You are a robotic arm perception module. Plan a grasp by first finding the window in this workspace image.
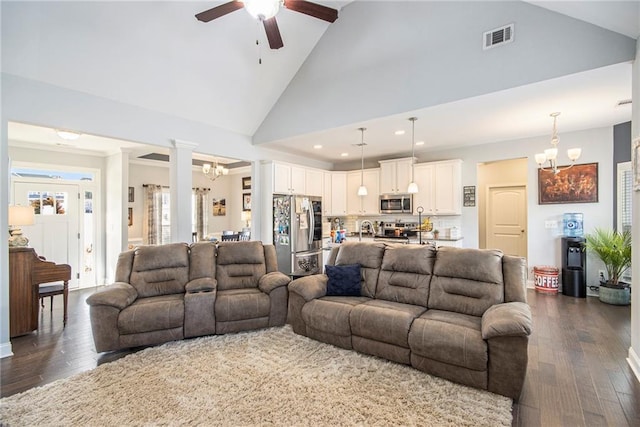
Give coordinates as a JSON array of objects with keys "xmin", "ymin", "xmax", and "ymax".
[{"xmin": 617, "ymin": 161, "xmax": 632, "ymax": 282}]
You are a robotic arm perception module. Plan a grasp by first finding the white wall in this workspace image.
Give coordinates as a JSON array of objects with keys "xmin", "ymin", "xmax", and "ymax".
[{"xmin": 419, "ymin": 126, "xmax": 613, "ymax": 288}]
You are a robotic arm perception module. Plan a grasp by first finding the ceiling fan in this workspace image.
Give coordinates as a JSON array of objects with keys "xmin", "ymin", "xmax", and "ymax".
[{"xmin": 195, "ymin": 0, "xmax": 338, "ymax": 50}]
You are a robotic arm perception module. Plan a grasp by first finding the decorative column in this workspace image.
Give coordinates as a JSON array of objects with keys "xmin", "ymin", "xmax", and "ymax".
[{"xmin": 170, "ymin": 140, "xmax": 198, "ymax": 243}]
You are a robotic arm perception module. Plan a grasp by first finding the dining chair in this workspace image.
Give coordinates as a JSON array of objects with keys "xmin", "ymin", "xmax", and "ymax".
[
  {"xmin": 221, "ymin": 233, "xmax": 240, "ymax": 242},
  {"xmin": 239, "ymin": 230, "xmax": 251, "ymax": 241}
]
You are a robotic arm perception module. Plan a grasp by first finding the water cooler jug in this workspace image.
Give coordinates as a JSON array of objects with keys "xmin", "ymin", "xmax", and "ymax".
[{"xmin": 561, "ymin": 237, "xmax": 586, "ymax": 298}]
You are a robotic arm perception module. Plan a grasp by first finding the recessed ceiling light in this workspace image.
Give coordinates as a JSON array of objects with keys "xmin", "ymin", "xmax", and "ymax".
[
  {"xmin": 55, "ymin": 129, "xmax": 82, "ymax": 140},
  {"xmin": 313, "ymin": 144, "xmax": 322, "ymax": 149},
  {"xmin": 415, "ymin": 141, "xmax": 425, "ymax": 146},
  {"xmin": 340, "ymin": 152, "xmax": 349, "ymax": 157},
  {"xmin": 394, "ymin": 130, "xmax": 405, "ymax": 136}
]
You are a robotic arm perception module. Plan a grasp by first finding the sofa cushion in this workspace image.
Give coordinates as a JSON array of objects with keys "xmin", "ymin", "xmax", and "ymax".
[
  {"xmin": 216, "ymin": 241, "xmax": 267, "ymax": 291},
  {"xmin": 408, "ymin": 310, "xmax": 487, "ymax": 371},
  {"xmin": 215, "ymin": 288, "xmax": 270, "ymax": 322},
  {"xmin": 333, "ymin": 242, "xmax": 386, "ymax": 298},
  {"xmin": 376, "ymin": 245, "xmax": 435, "ymax": 306},
  {"xmin": 129, "ymin": 243, "xmax": 190, "ymax": 298},
  {"xmin": 118, "ymin": 294, "xmax": 184, "ymax": 334},
  {"xmin": 302, "ymin": 297, "xmax": 370, "ymax": 337},
  {"xmin": 326, "ymin": 264, "xmax": 362, "ymax": 296},
  {"xmin": 189, "ymin": 241, "xmax": 216, "ymax": 280},
  {"xmin": 350, "ymin": 300, "xmax": 426, "ymax": 348},
  {"xmin": 428, "ymin": 247, "xmax": 504, "ymax": 317}
]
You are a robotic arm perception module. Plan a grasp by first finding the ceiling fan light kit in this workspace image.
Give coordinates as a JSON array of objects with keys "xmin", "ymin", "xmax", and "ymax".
[
  {"xmin": 535, "ymin": 112, "xmax": 582, "ymax": 174},
  {"xmin": 196, "ymin": 0, "xmax": 338, "ymax": 50}
]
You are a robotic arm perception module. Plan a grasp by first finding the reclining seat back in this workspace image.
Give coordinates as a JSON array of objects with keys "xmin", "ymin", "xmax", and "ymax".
[
  {"xmin": 129, "ymin": 243, "xmax": 190, "ymax": 297},
  {"xmin": 428, "ymin": 247, "xmax": 504, "ymax": 316},
  {"xmin": 215, "ymin": 241, "xmax": 271, "ymax": 334},
  {"xmin": 331, "ymin": 242, "xmax": 386, "ymax": 297},
  {"xmin": 376, "ymin": 245, "xmax": 436, "ymax": 306},
  {"xmin": 119, "ymin": 243, "xmax": 190, "ymax": 347}
]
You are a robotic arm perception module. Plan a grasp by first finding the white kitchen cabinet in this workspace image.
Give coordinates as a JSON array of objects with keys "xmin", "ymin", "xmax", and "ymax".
[
  {"xmin": 272, "ymin": 162, "xmax": 310, "ymax": 195},
  {"xmin": 413, "ymin": 159, "xmax": 462, "ymax": 215},
  {"xmin": 347, "ymin": 169, "xmax": 380, "ymax": 215},
  {"xmin": 330, "ymin": 172, "xmax": 347, "ymax": 216},
  {"xmin": 379, "ymin": 158, "xmax": 413, "ymax": 194},
  {"xmin": 322, "ymin": 172, "xmax": 333, "ymax": 215},
  {"xmin": 305, "ymin": 168, "xmax": 323, "ymax": 197}
]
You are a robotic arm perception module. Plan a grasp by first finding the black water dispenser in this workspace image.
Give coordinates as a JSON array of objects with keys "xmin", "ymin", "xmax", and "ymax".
[{"xmin": 561, "ymin": 237, "xmax": 586, "ymax": 298}]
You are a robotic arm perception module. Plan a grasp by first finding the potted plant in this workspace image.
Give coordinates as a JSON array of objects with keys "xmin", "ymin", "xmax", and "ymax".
[
  {"xmin": 584, "ymin": 227, "xmax": 632, "ymax": 305},
  {"xmin": 433, "ymin": 229, "xmax": 440, "ymax": 239}
]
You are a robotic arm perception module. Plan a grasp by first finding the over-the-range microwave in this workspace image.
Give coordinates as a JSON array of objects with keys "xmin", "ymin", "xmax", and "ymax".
[{"xmin": 379, "ymin": 194, "xmax": 413, "ymax": 214}]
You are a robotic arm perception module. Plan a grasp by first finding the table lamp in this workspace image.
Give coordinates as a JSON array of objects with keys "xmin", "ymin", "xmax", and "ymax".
[
  {"xmin": 241, "ymin": 210, "xmax": 251, "ymax": 228},
  {"xmin": 8, "ymin": 205, "xmax": 35, "ymax": 247}
]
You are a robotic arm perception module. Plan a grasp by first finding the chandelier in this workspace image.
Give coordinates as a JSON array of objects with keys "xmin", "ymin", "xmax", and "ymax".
[
  {"xmin": 202, "ymin": 160, "xmax": 229, "ymax": 181},
  {"xmin": 535, "ymin": 112, "xmax": 581, "ymax": 174}
]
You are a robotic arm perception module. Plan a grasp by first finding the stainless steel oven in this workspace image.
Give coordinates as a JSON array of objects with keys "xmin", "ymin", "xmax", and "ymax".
[{"xmin": 379, "ymin": 194, "xmax": 412, "ymax": 214}]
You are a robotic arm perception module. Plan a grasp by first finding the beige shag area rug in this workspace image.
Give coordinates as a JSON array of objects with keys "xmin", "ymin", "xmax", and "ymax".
[{"xmin": 0, "ymin": 326, "xmax": 512, "ymax": 426}]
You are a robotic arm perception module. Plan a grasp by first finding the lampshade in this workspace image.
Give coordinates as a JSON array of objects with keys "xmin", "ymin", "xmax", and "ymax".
[
  {"xmin": 244, "ymin": 0, "xmax": 281, "ymax": 20},
  {"xmin": 357, "ymin": 185, "xmax": 368, "ymax": 196},
  {"xmin": 9, "ymin": 205, "xmax": 35, "ymax": 226}
]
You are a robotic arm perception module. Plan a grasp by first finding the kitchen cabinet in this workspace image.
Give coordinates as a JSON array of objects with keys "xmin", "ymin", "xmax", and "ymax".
[
  {"xmin": 305, "ymin": 168, "xmax": 323, "ymax": 197},
  {"xmin": 413, "ymin": 159, "xmax": 462, "ymax": 215},
  {"xmin": 347, "ymin": 169, "xmax": 380, "ymax": 215},
  {"xmin": 322, "ymin": 172, "xmax": 333, "ymax": 215},
  {"xmin": 379, "ymin": 158, "xmax": 413, "ymax": 194},
  {"xmin": 273, "ymin": 162, "xmax": 306, "ymax": 194},
  {"xmin": 330, "ymin": 172, "xmax": 347, "ymax": 216}
]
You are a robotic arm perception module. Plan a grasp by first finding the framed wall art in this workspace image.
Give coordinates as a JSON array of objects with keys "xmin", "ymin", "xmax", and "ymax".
[
  {"xmin": 242, "ymin": 176, "xmax": 251, "ymax": 190},
  {"xmin": 212, "ymin": 199, "xmax": 226, "ymax": 216},
  {"xmin": 128, "ymin": 187, "xmax": 135, "ymax": 202},
  {"xmin": 243, "ymin": 194, "xmax": 252, "ymax": 211},
  {"xmin": 538, "ymin": 162, "xmax": 598, "ymax": 204},
  {"xmin": 463, "ymin": 186, "xmax": 476, "ymax": 207}
]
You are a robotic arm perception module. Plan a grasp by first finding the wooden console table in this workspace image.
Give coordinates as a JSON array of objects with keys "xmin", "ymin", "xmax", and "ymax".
[{"xmin": 9, "ymin": 247, "xmax": 71, "ymax": 337}]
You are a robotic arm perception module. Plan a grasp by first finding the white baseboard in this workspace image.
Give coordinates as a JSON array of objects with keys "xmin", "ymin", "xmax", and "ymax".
[
  {"xmin": 628, "ymin": 347, "xmax": 640, "ymax": 384},
  {"xmin": 0, "ymin": 341, "xmax": 13, "ymax": 358}
]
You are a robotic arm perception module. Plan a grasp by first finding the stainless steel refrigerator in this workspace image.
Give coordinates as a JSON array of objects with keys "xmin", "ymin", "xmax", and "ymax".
[{"xmin": 273, "ymin": 194, "xmax": 323, "ymax": 277}]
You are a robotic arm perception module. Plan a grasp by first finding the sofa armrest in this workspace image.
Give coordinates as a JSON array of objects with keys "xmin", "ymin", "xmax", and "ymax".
[
  {"xmin": 288, "ymin": 274, "xmax": 328, "ymax": 302},
  {"xmin": 481, "ymin": 302, "xmax": 532, "ymax": 340},
  {"xmin": 86, "ymin": 282, "xmax": 138, "ymax": 310},
  {"xmin": 186, "ymin": 277, "xmax": 216, "ymax": 293},
  {"xmin": 258, "ymin": 271, "xmax": 291, "ymax": 294}
]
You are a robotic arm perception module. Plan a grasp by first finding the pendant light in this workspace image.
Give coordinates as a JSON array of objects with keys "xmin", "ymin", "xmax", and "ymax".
[
  {"xmin": 357, "ymin": 127, "xmax": 368, "ymax": 196},
  {"xmin": 534, "ymin": 112, "xmax": 581, "ymax": 174},
  {"xmin": 407, "ymin": 117, "xmax": 419, "ymax": 194}
]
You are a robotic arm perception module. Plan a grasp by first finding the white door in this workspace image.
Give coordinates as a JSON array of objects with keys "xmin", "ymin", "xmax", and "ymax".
[
  {"xmin": 487, "ymin": 186, "xmax": 527, "ymax": 257},
  {"xmin": 13, "ymin": 182, "xmax": 80, "ymax": 289}
]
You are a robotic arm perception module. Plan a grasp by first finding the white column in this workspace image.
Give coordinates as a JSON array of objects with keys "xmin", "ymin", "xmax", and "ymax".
[
  {"xmin": 629, "ymin": 36, "xmax": 640, "ymax": 383},
  {"xmin": 170, "ymin": 140, "xmax": 198, "ymax": 243},
  {"xmin": 104, "ymin": 148, "xmax": 130, "ymax": 283}
]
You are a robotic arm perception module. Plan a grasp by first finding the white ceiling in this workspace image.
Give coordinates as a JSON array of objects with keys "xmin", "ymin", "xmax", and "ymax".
[{"xmin": 4, "ymin": 1, "xmax": 638, "ymax": 166}]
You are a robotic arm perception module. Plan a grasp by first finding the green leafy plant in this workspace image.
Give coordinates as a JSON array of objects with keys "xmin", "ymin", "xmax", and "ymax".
[{"xmin": 584, "ymin": 228, "xmax": 632, "ymax": 288}]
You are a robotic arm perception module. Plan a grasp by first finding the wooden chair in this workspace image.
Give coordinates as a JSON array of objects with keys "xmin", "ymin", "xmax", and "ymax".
[{"xmin": 221, "ymin": 233, "xmax": 240, "ymax": 242}]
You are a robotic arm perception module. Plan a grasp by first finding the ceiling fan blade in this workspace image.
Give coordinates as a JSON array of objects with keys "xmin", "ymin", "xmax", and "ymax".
[
  {"xmin": 195, "ymin": 1, "xmax": 244, "ymax": 22},
  {"xmin": 263, "ymin": 17, "xmax": 284, "ymax": 50},
  {"xmin": 284, "ymin": 0, "xmax": 338, "ymax": 23}
]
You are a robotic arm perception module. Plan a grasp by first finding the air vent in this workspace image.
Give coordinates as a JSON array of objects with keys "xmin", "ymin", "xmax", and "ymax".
[
  {"xmin": 483, "ymin": 24, "xmax": 514, "ymax": 50},
  {"xmin": 616, "ymin": 99, "xmax": 632, "ymax": 107}
]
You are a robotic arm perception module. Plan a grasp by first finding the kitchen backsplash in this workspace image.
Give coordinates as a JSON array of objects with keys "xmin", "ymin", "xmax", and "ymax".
[{"xmin": 323, "ymin": 215, "xmax": 463, "ymax": 238}]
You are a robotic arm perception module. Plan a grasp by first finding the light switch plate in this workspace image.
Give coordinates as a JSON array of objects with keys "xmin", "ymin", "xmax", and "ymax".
[{"xmin": 545, "ymin": 220, "xmax": 558, "ymax": 229}]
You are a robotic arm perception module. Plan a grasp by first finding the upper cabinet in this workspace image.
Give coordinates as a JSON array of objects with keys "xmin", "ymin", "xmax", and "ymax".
[
  {"xmin": 379, "ymin": 158, "xmax": 413, "ymax": 194},
  {"xmin": 330, "ymin": 172, "xmax": 347, "ymax": 216},
  {"xmin": 413, "ymin": 159, "xmax": 462, "ymax": 215},
  {"xmin": 346, "ymin": 169, "xmax": 380, "ymax": 215},
  {"xmin": 271, "ymin": 161, "xmax": 322, "ymax": 196}
]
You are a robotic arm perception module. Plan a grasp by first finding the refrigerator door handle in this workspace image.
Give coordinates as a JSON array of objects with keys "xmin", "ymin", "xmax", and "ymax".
[{"xmin": 308, "ymin": 207, "xmax": 314, "ymax": 245}]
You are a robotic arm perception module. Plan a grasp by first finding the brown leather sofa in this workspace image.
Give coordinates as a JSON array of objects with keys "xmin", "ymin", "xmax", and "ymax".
[
  {"xmin": 86, "ymin": 241, "xmax": 290, "ymax": 352},
  {"xmin": 287, "ymin": 242, "xmax": 532, "ymax": 400}
]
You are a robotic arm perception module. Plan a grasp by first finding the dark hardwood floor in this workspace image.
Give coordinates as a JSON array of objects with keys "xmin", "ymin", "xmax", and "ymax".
[{"xmin": 1, "ymin": 288, "xmax": 638, "ymax": 426}]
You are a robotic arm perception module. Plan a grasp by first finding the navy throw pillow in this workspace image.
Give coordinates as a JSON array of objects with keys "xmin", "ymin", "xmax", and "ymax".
[{"xmin": 325, "ymin": 264, "xmax": 362, "ymax": 296}]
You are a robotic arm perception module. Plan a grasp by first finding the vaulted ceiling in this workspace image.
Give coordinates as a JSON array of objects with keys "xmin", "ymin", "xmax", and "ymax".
[{"xmin": 2, "ymin": 1, "xmax": 638, "ymax": 167}]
